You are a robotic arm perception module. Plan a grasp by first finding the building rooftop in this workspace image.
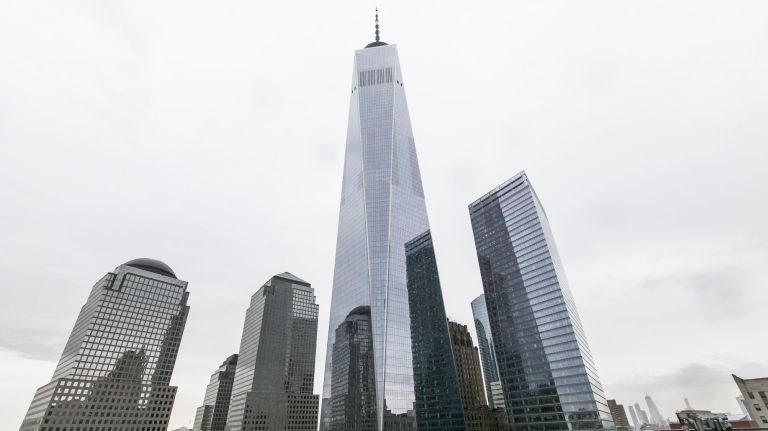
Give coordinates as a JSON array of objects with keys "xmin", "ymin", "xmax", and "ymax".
[{"xmin": 124, "ymin": 258, "xmax": 177, "ymax": 279}]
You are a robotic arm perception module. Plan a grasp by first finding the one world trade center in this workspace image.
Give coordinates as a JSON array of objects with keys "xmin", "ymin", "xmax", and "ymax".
[{"xmin": 320, "ymin": 13, "xmax": 465, "ymax": 431}]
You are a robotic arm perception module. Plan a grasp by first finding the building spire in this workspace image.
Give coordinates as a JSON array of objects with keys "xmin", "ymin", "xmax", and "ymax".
[{"xmin": 364, "ymin": 8, "xmax": 388, "ymax": 48}]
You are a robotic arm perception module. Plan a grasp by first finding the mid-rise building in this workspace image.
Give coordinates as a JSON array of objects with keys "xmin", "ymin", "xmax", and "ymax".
[
  {"xmin": 733, "ymin": 374, "xmax": 768, "ymax": 426},
  {"xmin": 608, "ymin": 399, "xmax": 632, "ymax": 431},
  {"xmin": 448, "ymin": 320, "xmax": 486, "ymax": 410},
  {"xmin": 468, "ymin": 172, "xmax": 614, "ymax": 430},
  {"xmin": 448, "ymin": 320, "xmax": 509, "ymax": 431},
  {"xmin": 471, "ymin": 294, "xmax": 503, "ymax": 410},
  {"xmin": 19, "ymin": 258, "xmax": 190, "ymax": 431},
  {"xmin": 193, "ymin": 354, "xmax": 238, "ymax": 431},
  {"xmin": 319, "ymin": 12, "xmax": 465, "ymax": 431},
  {"xmin": 225, "ymin": 273, "xmax": 319, "ymax": 431}
]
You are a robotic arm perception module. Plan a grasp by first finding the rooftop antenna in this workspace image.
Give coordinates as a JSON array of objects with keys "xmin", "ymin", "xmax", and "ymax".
[{"xmin": 375, "ymin": 8, "xmax": 380, "ymax": 42}]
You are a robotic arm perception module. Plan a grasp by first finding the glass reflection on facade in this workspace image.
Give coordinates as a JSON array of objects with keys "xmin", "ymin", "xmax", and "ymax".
[
  {"xmin": 320, "ymin": 36, "xmax": 462, "ymax": 431},
  {"xmin": 193, "ymin": 354, "xmax": 238, "ymax": 431},
  {"xmin": 405, "ymin": 232, "xmax": 466, "ymax": 430},
  {"xmin": 225, "ymin": 273, "xmax": 319, "ymax": 431},
  {"xmin": 471, "ymin": 294, "xmax": 503, "ymax": 410},
  {"xmin": 329, "ymin": 306, "xmax": 376, "ymax": 431},
  {"xmin": 19, "ymin": 258, "xmax": 190, "ymax": 431},
  {"xmin": 468, "ymin": 172, "xmax": 614, "ymax": 431}
]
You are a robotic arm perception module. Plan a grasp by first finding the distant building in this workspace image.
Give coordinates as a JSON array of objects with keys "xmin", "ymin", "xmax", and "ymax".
[
  {"xmin": 468, "ymin": 171, "xmax": 614, "ymax": 430},
  {"xmin": 470, "ymin": 294, "xmax": 503, "ymax": 410},
  {"xmin": 737, "ymin": 396, "xmax": 751, "ymax": 419},
  {"xmin": 490, "ymin": 381, "xmax": 506, "ymax": 410},
  {"xmin": 629, "ymin": 405, "xmax": 643, "ymax": 431},
  {"xmin": 637, "ymin": 403, "xmax": 652, "ymax": 426},
  {"xmin": 193, "ymin": 354, "xmax": 238, "ymax": 431},
  {"xmin": 448, "ymin": 320, "xmax": 486, "ymax": 410},
  {"xmin": 734, "ymin": 374, "xmax": 768, "ymax": 426},
  {"xmin": 19, "ymin": 258, "xmax": 190, "ymax": 431},
  {"xmin": 647, "ymin": 394, "xmax": 671, "ymax": 429},
  {"xmin": 608, "ymin": 400, "xmax": 632, "ymax": 430},
  {"xmin": 225, "ymin": 273, "xmax": 319, "ymax": 431},
  {"xmin": 447, "ymin": 320, "xmax": 509, "ymax": 431}
]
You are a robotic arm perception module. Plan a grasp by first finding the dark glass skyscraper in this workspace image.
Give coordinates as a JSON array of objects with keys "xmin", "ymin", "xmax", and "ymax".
[
  {"xmin": 468, "ymin": 172, "xmax": 613, "ymax": 430},
  {"xmin": 19, "ymin": 258, "xmax": 190, "ymax": 431},
  {"xmin": 193, "ymin": 354, "xmax": 238, "ymax": 431},
  {"xmin": 225, "ymin": 273, "xmax": 319, "ymax": 431},
  {"xmin": 320, "ymin": 17, "xmax": 464, "ymax": 431}
]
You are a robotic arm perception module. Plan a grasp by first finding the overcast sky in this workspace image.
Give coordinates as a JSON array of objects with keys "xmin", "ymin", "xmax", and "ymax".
[{"xmin": 1, "ymin": 1, "xmax": 767, "ymax": 429}]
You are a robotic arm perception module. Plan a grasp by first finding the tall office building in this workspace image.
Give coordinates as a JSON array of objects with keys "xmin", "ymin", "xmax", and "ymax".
[
  {"xmin": 225, "ymin": 273, "xmax": 319, "ymax": 431},
  {"xmin": 471, "ymin": 294, "xmax": 503, "ymax": 409},
  {"xmin": 608, "ymin": 400, "xmax": 631, "ymax": 431},
  {"xmin": 19, "ymin": 258, "xmax": 190, "ymax": 431},
  {"xmin": 733, "ymin": 374, "xmax": 768, "ymax": 426},
  {"xmin": 320, "ymin": 13, "xmax": 465, "ymax": 431},
  {"xmin": 628, "ymin": 405, "xmax": 642, "ymax": 431},
  {"xmin": 736, "ymin": 396, "xmax": 751, "ymax": 419},
  {"xmin": 448, "ymin": 320, "xmax": 509, "ymax": 431},
  {"xmin": 468, "ymin": 172, "xmax": 613, "ymax": 430},
  {"xmin": 193, "ymin": 354, "xmax": 238, "ymax": 431},
  {"xmin": 635, "ymin": 403, "xmax": 650, "ymax": 425},
  {"xmin": 645, "ymin": 394, "xmax": 669, "ymax": 429}
]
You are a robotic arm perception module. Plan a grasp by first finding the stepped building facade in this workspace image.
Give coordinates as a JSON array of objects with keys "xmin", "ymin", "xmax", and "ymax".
[
  {"xmin": 193, "ymin": 354, "xmax": 238, "ymax": 431},
  {"xmin": 225, "ymin": 273, "xmax": 319, "ymax": 431}
]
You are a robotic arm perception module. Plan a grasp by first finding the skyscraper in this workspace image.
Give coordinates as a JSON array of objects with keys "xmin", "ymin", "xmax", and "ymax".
[
  {"xmin": 471, "ymin": 294, "xmax": 503, "ymax": 409},
  {"xmin": 225, "ymin": 273, "xmax": 319, "ymax": 431},
  {"xmin": 645, "ymin": 394, "xmax": 669, "ymax": 429},
  {"xmin": 19, "ymin": 258, "xmax": 190, "ymax": 431},
  {"xmin": 468, "ymin": 172, "xmax": 613, "ymax": 430},
  {"xmin": 193, "ymin": 354, "xmax": 238, "ymax": 431},
  {"xmin": 635, "ymin": 403, "xmax": 650, "ymax": 426},
  {"xmin": 320, "ymin": 13, "xmax": 464, "ymax": 431},
  {"xmin": 628, "ymin": 405, "xmax": 642, "ymax": 431},
  {"xmin": 607, "ymin": 400, "xmax": 631, "ymax": 431}
]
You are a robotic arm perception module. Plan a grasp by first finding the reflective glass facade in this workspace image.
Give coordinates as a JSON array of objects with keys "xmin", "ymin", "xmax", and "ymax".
[
  {"xmin": 193, "ymin": 354, "xmax": 238, "ymax": 431},
  {"xmin": 468, "ymin": 172, "xmax": 613, "ymax": 431},
  {"xmin": 320, "ymin": 42, "xmax": 462, "ymax": 431},
  {"xmin": 471, "ymin": 294, "xmax": 503, "ymax": 409},
  {"xmin": 19, "ymin": 259, "xmax": 190, "ymax": 431},
  {"xmin": 225, "ymin": 273, "xmax": 319, "ymax": 431}
]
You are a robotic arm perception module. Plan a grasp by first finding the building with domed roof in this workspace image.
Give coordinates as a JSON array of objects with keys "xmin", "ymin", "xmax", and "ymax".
[{"xmin": 19, "ymin": 259, "xmax": 190, "ymax": 431}]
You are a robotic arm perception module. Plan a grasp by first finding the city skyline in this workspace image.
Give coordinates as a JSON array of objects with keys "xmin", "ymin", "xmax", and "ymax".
[{"xmin": 2, "ymin": 2, "xmax": 768, "ymax": 430}]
